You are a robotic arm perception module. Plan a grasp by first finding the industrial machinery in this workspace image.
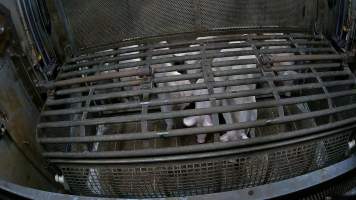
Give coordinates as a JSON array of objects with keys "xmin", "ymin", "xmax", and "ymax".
[{"xmin": 0, "ymin": 0, "xmax": 356, "ymax": 199}]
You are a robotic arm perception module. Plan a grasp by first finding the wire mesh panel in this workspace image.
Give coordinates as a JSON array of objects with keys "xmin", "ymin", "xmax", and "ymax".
[
  {"xmin": 57, "ymin": 0, "xmax": 317, "ymax": 52},
  {"xmin": 37, "ymin": 29, "xmax": 356, "ymax": 197},
  {"xmin": 58, "ymin": 132, "xmax": 351, "ymax": 198},
  {"xmin": 200, "ymin": 0, "xmax": 314, "ymax": 29}
]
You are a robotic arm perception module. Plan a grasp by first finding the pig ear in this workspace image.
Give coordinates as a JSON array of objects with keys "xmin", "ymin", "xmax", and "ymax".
[{"xmin": 183, "ymin": 116, "xmax": 197, "ymax": 127}]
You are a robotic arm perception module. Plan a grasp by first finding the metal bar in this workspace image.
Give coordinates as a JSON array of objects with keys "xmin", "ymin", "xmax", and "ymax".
[
  {"xmin": 261, "ymin": 47, "xmax": 333, "ymax": 55},
  {"xmin": 269, "ymin": 63, "xmax": 341, "ymax": 72},
  {"xmin": 311, "ymin": 67, "xmax": 334, "ymax": 107},
  {"xmin": 42, "ymin": 111, "xmax": 356, "ymax": 159},
  {"xmin": 270, "ymin": 54, "xmax": 346, "ymax": 63},
  {"xmin": 44, "ymin": 67, "xmax": 149, "ymax": 88},
  {"xmin": 77, "ymin": 27, "xmax": 309, "ymax": 54},
  {"xmin": 249, "ymin": 36, "xmax": 285, "ymax": 117},
  {"xmin": 59, "ymin": 47, "xmax": 333, "ymax": 81},
  {"xmin": 40, "ymin": 79, "xmax": 355, "ymax": 117},
  {"xmin": 263, "ymin": 70, "xmax": 285, "ymax": 117},
  {"xmin": 54, "ymin": 63, "xmax": 340, "ymax": 96},
  {"xmin": 69, "ymin": 33, "xmax": 314, "ymax": 63},
  {"xmin": 61, "ymin": 40, "xmax": 329, "ymax": 72},
  {"xmin": 201, "ymin": 43, "xmax": 220, "ymax": 141},
  {"xmin": 45, "ymin": 70, "xmax": 350, "ymax": 106},
  {"xmin": 38, "ymin": 89, "xmax": 356, "ymax": 128},
  {"xmin": 62, "ymin": 42, "xmax": 251, "ymax": 71},
  {"xmin": 154, "ymin": 64, "xmax": 261, "ymax": 83},
  {"xmin": 55, "ymin": 59, "xmax": 258, "ymax": 95},
  {"xmin": 140, "ymin": 46, "xmax": 153, "ymax": 133},
  {"xmin": 59, "ymin": 51, "xmax": 339, "ymax": 92},
  {"xmin": 54, "ymin": 79, "xmax": 142, "ymax": 96},
  {"xmin": 79, "ymin": 88, "xmax": 94, "ymax": 137}
]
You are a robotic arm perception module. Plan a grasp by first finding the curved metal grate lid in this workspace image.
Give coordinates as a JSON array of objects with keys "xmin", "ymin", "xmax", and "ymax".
[
  {"xmin": 36, "ymin": 29, "xmax": 356, "ymax": 197},
  {"xmin": 56, "ymin": 0, "xmax": 317, "ymax": 52}
]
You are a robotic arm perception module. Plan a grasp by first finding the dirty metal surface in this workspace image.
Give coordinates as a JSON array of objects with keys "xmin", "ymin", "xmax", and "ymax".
[{"xmin": 0, "ymin": 55, "xmax": 54, "ymax": 185}]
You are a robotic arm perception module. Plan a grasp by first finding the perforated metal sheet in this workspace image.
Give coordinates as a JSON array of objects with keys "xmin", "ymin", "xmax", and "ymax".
[{"xmin": 57, "ymin": 0, "xmax": 317, "ymax": 52}]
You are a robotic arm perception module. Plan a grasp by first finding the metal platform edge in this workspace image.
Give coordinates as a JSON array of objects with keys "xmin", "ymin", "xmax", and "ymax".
[{"xmin": 0, "ymin": 154, "xmax": 355, "ymax": 200}]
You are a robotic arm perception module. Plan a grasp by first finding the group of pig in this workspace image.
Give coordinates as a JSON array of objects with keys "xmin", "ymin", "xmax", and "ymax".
[
  {"xmin": 100, "ymin": 36, "xmax": 296, "ymax": 144},
  {"xmin": 152, "ymin": 39, "xmax": 258, "ymax": 144}
]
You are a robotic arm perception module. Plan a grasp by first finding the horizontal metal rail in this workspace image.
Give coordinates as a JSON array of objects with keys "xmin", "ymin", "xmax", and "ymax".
[
  {"xmin": 42, "ymin": 114, "xmax": 356, "ymax": 159},
  {"xmin": 60, "ymin": 40, "xmax": 329, "ymax": 73},
  {"xmin": 38, "ymin": 89, "xmax": 356, "ymax": 128},
  {"xmin": 39, "ymin": 98, "xmax": 356, "ymax": 145},
  {"xmin": 48, "ymin": 68, "xmax": 149, "ymax": 88},
  {"xmin": 52, "ymin": 63, "xmax": 341, "ymax": 96},
  {"xmin": 47, "ymin": 123, "xmax": 355, "ymax": 164},
  {"xmin": 40, "ymin": 79, "xmax": 355, "ymax": 117},
  {"xmin": 45, "ymin": 70, "xmax": 350, "ymax": 106},
  {"xmin": 68, "ymin": 33, "xmax": 314, "ymax": 63},
  {"xmin": 58, "ymin": 47, "xmax": 334, "ymax": 80}
]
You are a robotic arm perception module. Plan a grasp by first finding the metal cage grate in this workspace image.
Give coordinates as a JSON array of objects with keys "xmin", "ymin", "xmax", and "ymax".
[{"xmin": 37, "ymin": 29, "xmax": 356, "ymax": 197}]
